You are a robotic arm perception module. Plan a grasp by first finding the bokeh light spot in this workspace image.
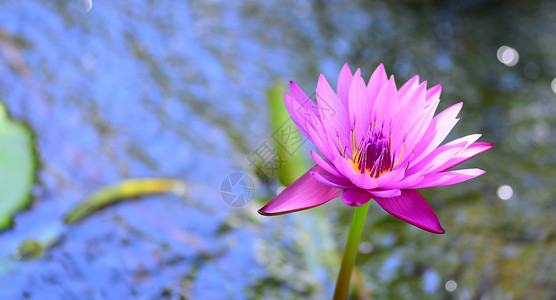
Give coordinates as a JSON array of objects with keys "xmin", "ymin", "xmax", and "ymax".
[
  {"xmin": 358, "ymin": 242, "xmax": 373, "ymax": 254},
  {"xmin": 497, "ymin": 185, "xmax": 513, "ymax": 200},
  {"xmin": 445, "ymin": 280, "xmax": 457, "ymax": 292},
  {"xmin": 497, "ymin": 46, "xmax": 519, "ymax": 66}
]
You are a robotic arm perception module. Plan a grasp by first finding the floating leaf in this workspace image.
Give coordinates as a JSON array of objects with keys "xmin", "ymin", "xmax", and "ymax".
[
  {"xmin": 0, "ymin": 103, "xmax": 36, "ymax": 231},
  {"xmin": 63, "ymin": 178, "xmax": 187, "ymax": 224},
  {"xmin": 15, "ymin": 239, "xmax": 43, "ymax": 260}
]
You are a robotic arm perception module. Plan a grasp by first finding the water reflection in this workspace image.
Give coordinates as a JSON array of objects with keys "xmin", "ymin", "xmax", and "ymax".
[{"xmin": 0, "ymin": 0, "xmax": 555, "ymax": 299}]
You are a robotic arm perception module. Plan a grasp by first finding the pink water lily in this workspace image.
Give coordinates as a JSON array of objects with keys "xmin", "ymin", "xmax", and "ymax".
[{"xmin": 259, "ymin": 63, "xmax": 492, "ymax": 234}]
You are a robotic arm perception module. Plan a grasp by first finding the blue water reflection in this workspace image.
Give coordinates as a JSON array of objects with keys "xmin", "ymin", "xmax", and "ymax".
[{"xmin": 1, "ymin": 0, "xmax": 555, "ymax": 299}]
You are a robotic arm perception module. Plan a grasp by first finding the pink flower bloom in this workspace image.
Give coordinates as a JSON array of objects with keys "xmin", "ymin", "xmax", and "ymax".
[{"xmin": 259, "ymin": 64, "xmax": 492, "ymax": 234}]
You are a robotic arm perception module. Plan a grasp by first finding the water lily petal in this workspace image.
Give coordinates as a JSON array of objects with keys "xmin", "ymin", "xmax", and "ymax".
[
  {"xmin": 374, "ymin": 189, "xmax": 445, "ymax": 234},
  {"xmin": 349, "ymin": 68, "xmax": 373, "ymax": 140},
  {"xmin": 411, "ymin": 117, "xmax": 459, "ymax": 165},
  {"xmin": 390, "ymin": 77, "xmax": 425, "ymax": 150},
  {"xmin": 333, "ymin": 156, "xmax": 360, "ymax": 179},
  {"xmin": 395, "ymin": 82, "xmax": 429, "ymax": 162},
  {"xmin": 372, "ymin": 75, "xmax": 398, "ymax": 130},
  {"xmin": 398, "ymin": 75, "xmax": 420, "ymax": 102},
  {"xmin": 290, "ymin": 81, "xmax": 320, "ymax": 117},
  {"xmin": 332, "ymin": 157, "xmax": 378, "ymax": 189},
  {"xmin": 317, "ymin": 74, "xmax": 350, "ymax": 141},
  {"xmin": 408, "ymin": 134, "xmax": 482, "ymax": 175},
  {"xmin": 259, "ymin": 165, "xmax": 341, "ymax": 215},
  {"xmin": 337, "ymin": 63, "xmax": 353, "ymax": 109},
  {"xmin": 369, "ymin": 189, "xmax": 401, "ymax": 198},
  {"xmin": 350, "ymin": 173, "xmax": 378, "ymax": 189},
  {"xmin": 311, "ymin": 171, "xmax": 354, "ymax": 189},
  {"xmin": 310, "ymin": 150, "xmax": 344, "ymax": 178},
  {"xmin": 380, "ymin": 173, "xmax": 425, "ymax": 190},
  {"xmin": 342, "ymin": 188, "xmax": 371, "ymax": 206},
  {"xmin": 401, "ymin": 88, "xmax": 440, "ymax": 159},
  {"xmin": 375, "ymin": 168, "xmax": 405, "ymax": 187},
  {"xmin": 367, "ymin": 63, "xmax": 388, "ymax": 104},
  {"xmin": 304, "ymin": 120, "xmax": 336, "ymax": 162},
  {"xmin": 284, "ymin": 93, "xmax": 313, "ymax": 140},
  {"xmin": 434, "ymin": 142, "xmax": 493, "ymax": 172},
  {"xmin": 411, "ymin": 102, "xmax": 463, "ymax": 164},
  {"xmin": 411, "ymin": 168, "xmax": 486, "ymax": 188},
  {"xmin": 426, "ymin": 85, "xmax": 442, "ymax": 104}
]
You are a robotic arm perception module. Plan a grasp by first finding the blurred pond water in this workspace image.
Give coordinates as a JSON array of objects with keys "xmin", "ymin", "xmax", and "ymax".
[{"xmin": 0, "ymin": 0, "xmax": 555, "ymax": 299}]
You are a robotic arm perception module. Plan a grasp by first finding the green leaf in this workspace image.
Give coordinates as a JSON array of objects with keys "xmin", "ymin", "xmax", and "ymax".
[
  {"xmin": 0, "ymin": 103, "xmax": 36, "ymax": 231},
  {"xmin": 267, "ymin": 82, "xmax": 307, "ymax": 186},
  {"xmin": 63, "ymin": 178, "xmax": 187, "ymax": 224}
]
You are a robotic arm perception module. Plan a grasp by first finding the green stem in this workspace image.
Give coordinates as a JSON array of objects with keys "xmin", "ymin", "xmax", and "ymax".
[{"xmin": 333, "ymin": 200, "xmax": 371, "ymax": 300}]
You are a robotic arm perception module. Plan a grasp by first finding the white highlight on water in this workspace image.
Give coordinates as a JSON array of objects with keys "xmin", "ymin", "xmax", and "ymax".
[
  {"xmin": 497, "ymin": 185, "xmax": 513, "ymax": 200},
  {"xmin": 84, "ymin": 0, "xmax": 92, "ymax": 12},
  {"xmin": 445, "ymin": 280, "xmax": 457, "ymax": 292},
  {"xmin": 497, "ymin": 46, "xmax": 519, "ymax": 67}
]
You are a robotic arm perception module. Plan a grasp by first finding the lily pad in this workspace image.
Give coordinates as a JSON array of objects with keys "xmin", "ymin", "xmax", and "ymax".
[{"xmin": 0, "ymin": 103, "xmax": 36, "ymax": 231}]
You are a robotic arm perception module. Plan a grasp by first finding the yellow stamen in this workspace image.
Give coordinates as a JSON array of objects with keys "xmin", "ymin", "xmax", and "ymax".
[{"xmin": 394, "ymin": 140, "xmax": 405, "ymax": 167}]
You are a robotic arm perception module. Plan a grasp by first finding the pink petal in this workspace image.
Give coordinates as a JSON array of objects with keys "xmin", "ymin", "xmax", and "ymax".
[
  {"xmin": 434, "ymin": 142, "xmax": 493, "ymax": 172},
  {"xmin": 374, "ymin": 189, "xmax": 445, "ymax": 234},
  {"xmin": 398, "ymin": 75, "xmax": 420, "ymax": 101},
  {"xmin": 411, "ymin": 168, "xmax": 486, "ymax": 189},
  {"xmin": 369, "ymin": 189, "xmax": 401, "ymax": 198},
  {"xmin": 288, "ymin": 82, "xmax": 324, "ymax": 132},
  {"xmin": 337, "ymin": 63, "xmax": 353, "ymax": 109},
  {"xmin": 371, "ymin": 75, "xmax": 398, "ymax": 129},
  {"xmin": 290, "ymin": 81, "xmax": 319, "ymax": 117},
  {"xmin": 367, "ymin": 64, "xmax": 388, "ymax": 104},
  {"xmin": 349, "ymin": 68, "xmax": 373, "ymax": 140},
  {"xmin": 380, "ymin": 173, "xmax": 425, "ymax": 190},
  {"xmin": 333, "ymin": 156, "xmax": 360, "ymax": 179},
  {"xmin": 410, "ymin": 102, "xmax": 463, "ymax": 164},
  {"xmin": 398, "ymin": 79, "xmax": 426, "ymax": 111},
  {"xmin": 304, "ymin": 120, "xmax": 336, "ymax": 162},
  {"xmin": 393, "ymin": 82, "xmax": 429, "ymax": 162},
  {"xmin": 411, "ymin": 118, "xmax": 459, "ymax": 165},
  {"xmin": 408, "ymin": 134, "xmax": 482, "ymax": 175},
  {"xmin": 259, "ymin": 165, "xmax": 341, "ymax": 215},
  {"xmin": 375, "ymin": 168, "xmax": 406, "ymax": 187},
  {"xmin": 333, "ymin": 157, "xmax": 378, "ymax": 189},
  {"xmin": 400, "ymin": 90, "xmax": 441, "ymax": 159},
  {"xmin": 310, "ymin": 150, "xmax": 344, "ymax": 178},
  {"xmin": 441, "ymin": 133, "xmax": 483, "ymax": 148},
  {"xmin": 311, "ymin": 171, "xmax": 354, "ymax": 189},
  {"xmin": 284, "ymin": 94, "xmax": 312, "ymax": 140},
  {"xmin": 342, "ymin": 188, "xmax": 371, "ymax": 207},
  {"xmin": 426, "ymin": 85, "xmax": 442, "ymax": 104},
  {"xmin": 350, "ymin": 173, "xmax": 378, "ymax": 189},
  {"xmin": 317, "ymin": 74, "xmax": 350, "ymax": 142},
  {"xmin": 391, "ymin": 78, "xmax": 430, "ymax": 151}
]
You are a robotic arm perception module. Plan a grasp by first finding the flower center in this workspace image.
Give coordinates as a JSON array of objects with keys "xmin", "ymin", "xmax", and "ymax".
[{"xmin": 342, "ymin": 128, "xmax": 394, "ymax": 178}]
